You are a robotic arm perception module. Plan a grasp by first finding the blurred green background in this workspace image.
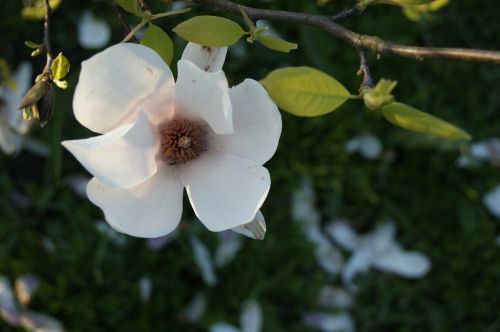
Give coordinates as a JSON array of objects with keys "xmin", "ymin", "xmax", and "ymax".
[{"xmin": 1, "ymin": 0, "xmax": 500, "ymax": 331}]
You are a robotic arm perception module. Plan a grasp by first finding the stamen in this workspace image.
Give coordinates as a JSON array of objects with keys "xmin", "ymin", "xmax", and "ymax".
[{"xmin": 160, "ymin": 119, "xmax": 207, "ymax": 164}]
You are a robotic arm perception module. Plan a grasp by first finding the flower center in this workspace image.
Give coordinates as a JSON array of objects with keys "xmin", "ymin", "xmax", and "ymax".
[{"xmin": 160, "ymin": 119, "xmax": 207, "ymax": 164}]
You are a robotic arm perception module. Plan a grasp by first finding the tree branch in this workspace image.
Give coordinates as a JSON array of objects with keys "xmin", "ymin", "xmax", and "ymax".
[
  {"xmin": 110, "ymin": 0, "xmax": 139, "ymax": 43},
  {"xmin": 193, "ymin": 0, "xmax": 500, "ymax": 64},
  {"xmin": 357, "ymin": 48, "xmax": 374, "ymax": 90},
  {"xmin": 42, "ymin": 0, "xmax": 53, "ymax": 75}
]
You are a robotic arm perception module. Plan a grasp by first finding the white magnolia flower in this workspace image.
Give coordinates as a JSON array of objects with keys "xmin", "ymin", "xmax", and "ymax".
[
  {"xmin": 0, "ymin": 274, "xmax": 64, "ymax": 332},
  {"xmin": 181, "ymin": 292, "xmax": 206, "ymax": 323},
  {"xmin": 0, "ymin": 62, "xmax": 33, "ymax": 154},
  {"xmin": 483, "ymin": 184, "xmax": 500, "ymax": 219},
  {"xmin": 325, "ymin": 220, "xmax": 431, "ymax": 290},
  {"xmin": 77, "ymin": 10, "xmax": 111, "ymax": 49},
  {"xmin": 62, "ymin": 43, "xmax": 281, "ymax": 238},
  {"xmin": 292, "ymin": 179, "xmax": 344, "ymax": 275},
  {"xmin": 210, "ymin": 299, "xmax": 262, "ymax": 332},
  {"xmin": 303, "ymin": 312, "xmax": 355, "ymax": 332},
  {"xmin": 317, "ymin": 286, "xmax": 353, "ymax": 309},
  {"xmin": 190, "ymin": 235, "xmax": 218, "ymax": 287},
  {"xmin": 345, "ymin": 133, "xmax": 382, "ymax": 160}
]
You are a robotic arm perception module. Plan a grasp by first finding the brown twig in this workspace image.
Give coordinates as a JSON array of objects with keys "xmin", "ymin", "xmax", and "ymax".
[
  {"xmin": 193, "ymin": 0, "xmax": 500, "ymax": 64},
  {"xmin": 357, "ymin": 48, "xmax": 374, "ymax": 90},
  {"xmin": 42, "ymin": 0, "xmax": 53, "ymax": 75},
  {"xmin": 110, "ymin": 0, "xmax": 139, "ymax": 43},
  {"xmin": 331, "ymin": 3, "xmax": 364, "ymax": 22}
]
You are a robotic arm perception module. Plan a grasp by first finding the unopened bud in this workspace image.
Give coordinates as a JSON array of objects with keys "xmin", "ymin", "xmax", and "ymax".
[{"xmin": 18, "ymin": 79, "xmax": 54, "ymax": 127}]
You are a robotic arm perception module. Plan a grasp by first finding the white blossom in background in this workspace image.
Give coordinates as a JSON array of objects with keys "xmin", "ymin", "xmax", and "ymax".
[
  {"xmin": 456, "ymin": 138, "xmax": 500, "ymax": 168},
  {"xmin": 181, "ymin": 292, "xmax": 206, "ymax": 323},
  {"xmin": 325, "ymin": 220, "xmax": 431, "ymax": 290},
  {"xmin": 66, "ymin": 175, "xmax": 91, "ymax": 198},
  {"xmin": 62, "ymin": 42, "xmax": 281, "ymax": 238},
  {"xmin": 138, "ymin": 276, "xmax": 153, "ymax": 303},
  {"xmin": 0, "ymin": 274, "xmax": 64, "ymax": 332},
  {"xmin": 292, "ymin": 179, "xmax": 344, "ymax": 275},
  {"xmin": 77, "ymin": 10, "xmax": 111, "ymax": 49},
  {"xmin": 210, "ymin": 299, "xmax": 262, "ymax": 332},
  {"xmin": 483, "ymin": 184, "xmax": 500, "ymax": 219},
  {"xmin": 303, "ymin": 312, "xmax": 355, "ymax": 332},
  {"xmin": 190, "ymin": 236, "xmax": 218, "ymax": 287},
  {"xmin": 345, "ymin": 133, "xmax": 382, "ymax": 160},
  {"xmin": 0, "ymin": 62, "xmax": 33, "ymax": 155}
]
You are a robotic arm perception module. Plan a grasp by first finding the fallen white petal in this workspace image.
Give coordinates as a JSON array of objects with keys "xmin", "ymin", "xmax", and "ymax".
[
  {"xmin": 342, "ymin": 245, "xmax": 373, "ymax": 290},
  {"xmin": 190, "ymin": 236, "xmax": 217, "ymax": 287},
  {"xmin": 240, "ymin": 299, "xmax": 263, "ymax": 332},
  {"xmin": 138, "ymin": 276, "xmax": 153, "ymax": 303},
  {"xmin": 215, "ymin": 231, "xmax": 243, "ymax": 267},
  {"xmin": 181, "ymin": 152, "xmax": 270, "ymax": 232},
  {"xmin": 62, "ymin": 112, "xmax": 159, "ymax": 189},
  {"xmin": 86, "ymin": 164, "xmax": 183, "ymax": 238},
  {"xmin": 78, "ymin": 10, "xmax": 111, "ymax": 49},
  {"xmin": 212, "ymin": 79, "xmax": 282, "ymax": 164},
  {"xmin": 15, "ymin": 274, "xmax": 40, "ymax": 307},
  {"xmin": 19, "ymin": 311, "xmax": 64, "ymax": 332},
  {"xmin": 303, "ymin": 312, "xmax": 355, "ymax": 332},
  {"xmin": 324, "ymin": 220, "xmax": 360, "ymax": 252},
  {"xmin": 181, "ymin": 292, "xmax": 206, "ymax": 323},
  {"xmin": 373, "ymin": 244, "xmax": 431, "ymax": 278},
  {"xmin": 483, "ymin": 184, "xmax": 500, "ymax": 219},
  {"xmin": 73, "ymin": 43, "xmax": 174, "ymax": 133},
  {"xmin": 210, "ymin": 322, "xmax": 240, "ymax": 332},
  {"xmin": 175, "ymin": 60, "xmax": 233, "ymax": 134},
  {"xmin": 231, "ymin": 211, "xmax": 266, "ymax": 240},
  {"xmin": 181, "ymin": 42, "xmax": 227, "ymax": 72}
]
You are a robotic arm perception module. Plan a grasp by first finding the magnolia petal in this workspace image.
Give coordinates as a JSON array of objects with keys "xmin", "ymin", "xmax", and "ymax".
[
  {"xmin": 181, "ymin": 292, "xmax": 206, "ymax": 323},
  {"xmin": 6, "ymin": 62, "xmax": 32, "ymax": 132},
  {"xmin": 231, "ymin": 210, "xmax": 266, "ymax": 240},
  {"xmin": 181, "ymin": 42, "xmax": 227, "ymax": 72},
  {"xmin": 175, "ymin": 60, "xmax": 233, "ymax": 134},
  {"xmin": 0, "ymin": 275, "xmax": 19, "ymax": 325},
  {"xmin": 371, "ymin": 221, "xmax": 396, "ymax": 253},
  {"xmin": 483, "ymin": 184, "xmax": 500, "ymax": 219},
  {"xmin": 0, "ymin": 123, "xmax": 23, "ymax": 155},
  {"xmin": 181, "ymin": 152, "xmax": 270, "ymax": 232},
  {"xmin": 342, "ymin": 245, "xmax": 373, "ymax": 289},
  {"xmin": 373, "ymin": 244, "xmax": 431, "ymax": 278},
  {"xmin": 62, "ymin": 112, "xmax": 158, "ymax": 189},
  {"xmin": 315, "ymin": 241, "xmax": 344, "ymax": 276},
  {"xmin": 73, "ymin": 43, "xmax": 174, "ymax": 133},
  {"xmin": 303, "ymin": 312, "xmax": 355, "ymax": 332},
  {"xmin": 240, "ymin": 300, "xmax": 262, "ymax": 332},
  {"xmin": 86, "ymin": 164, "xmax": 183, "ymax": 238},
  {"xmin": 190, "ymin": 236, "xmax": 217, "ymax": 287},
  {"xmin": 210, "ymin": 323, "xmax": 240, "ymax": 332},
  {"xmin": 215, "ymin": 231, "xmax": 243, "ymax": 267},
  {"xmin": 325, "ymin": 220, "xmax": 360, "ymax": 251},
  {"xmin": 15, "ymin": 274, "xmax": 40, "ymax": 307},
  {"xmin": 19, "ymin": 311, "xmax": 64, "ymax": 332},
  {"xmin": 212, "ymin": 79, "xmax": 282, "ymax": 164}
]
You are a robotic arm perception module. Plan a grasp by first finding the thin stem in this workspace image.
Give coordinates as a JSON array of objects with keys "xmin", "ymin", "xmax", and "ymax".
[
  {"xmin": 151, "ymin": 8, "xmax": 191, "ymax": 19},
  {"xmin": 42, "ymin": 0, "xmax": 53, "ymax": 76},
  {"xmin": 193, "ymin": 0, "xmax": 500, "ymax": 64},
  {"xmin": 110, "ymin": 0, "xmax": 139, "ymax": 43},
  {"xmin": 331, "ymin": 4, "xmax": 363, "ymax": 22},
  {"xmin": 357, "ymin": 48, "xmax": 374, "ymax": 90},
  {"xmin": 121, "ymin": 18, "xmax": 148, "ymax": 43}
]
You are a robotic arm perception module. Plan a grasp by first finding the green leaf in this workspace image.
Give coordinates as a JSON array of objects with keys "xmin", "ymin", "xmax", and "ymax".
[
  {"xmin": 260, "ymin": 67, "xmax": 352, "ymax": 117},
  {"xmin": 53, "ymin": 79, "xmax": 68, "ymax": 89},
  {"xmin": 380, "ymin": 102, "xmax": 471, "ymax": 140},
  {"xmin": 115, "ymin": 0, "xmax": 142, "ymax": 15},
  {"xmin": 173, "ymin": 15, "xmax": 246, "ymax": 47},
  {"xmin": 140, "ymin": 24, "xmax": 174, "ymax": 65},
  {"xmin": 51, "ymin": 53, "xmax": 70, "ymax": 81},
  {"xmin": 257, "ymin": 35, "xmax": 298, "ymax": 53},
  {"xmin": 363, "ymin": 78, "xmax": 397, "ymax": 110},
  {"xmin": 25, "ymin": 41, "xmax": 42, "ymax": 49},
  {"xmin": 21, "ymin": 0, "xmax": 61, "ymax": 20}
]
